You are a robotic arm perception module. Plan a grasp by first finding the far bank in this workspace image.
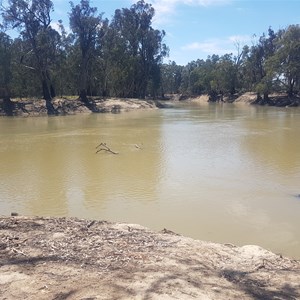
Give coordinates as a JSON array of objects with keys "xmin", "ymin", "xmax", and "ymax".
[
  {"xmin": 0, "ymin": 97, "xmax": 160, "ymax": 117},
  {"xmin": 1, "ymin": 93, "xmax": 300, "ymax": 117}
]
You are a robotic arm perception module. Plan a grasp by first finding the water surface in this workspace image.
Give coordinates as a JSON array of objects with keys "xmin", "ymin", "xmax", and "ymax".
[{"xmin": 1, "ymin": 103, "xmax": 300, "ymax": 258}]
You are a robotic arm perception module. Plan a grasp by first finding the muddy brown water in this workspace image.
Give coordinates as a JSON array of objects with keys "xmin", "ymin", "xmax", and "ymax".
[{"xmin": 1, "ymin": 103, "xmax": 300, "ymax": 258}]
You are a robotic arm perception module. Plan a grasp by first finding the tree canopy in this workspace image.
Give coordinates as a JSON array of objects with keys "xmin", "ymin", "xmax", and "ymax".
[
  {"xmin": 0, "ymin": 0, "xmax": 168, "ymax": 113},
  {"xmin": 0, "ymin": 0, "xmax": 300, "ymax": 112},
  {"xmin": 69, "ymin": 0, "xmax": 106, "ymax": 107},
  {"xmin": 162, "ymin": 25, "xmax": 300, "ymax": 102}
]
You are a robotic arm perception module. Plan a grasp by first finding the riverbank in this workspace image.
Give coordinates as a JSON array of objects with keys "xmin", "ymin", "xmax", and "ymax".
[
  {"xmin": 188, "ymin": 92, "xmax": 300, "ymax": 107},
  {"xmin": 0, "ymin": 97, "xmax": 158, "ymax": 117},
  {"xmin": 1, "ymin": 93, "xmax": 299, "ymax": 117},
  {"xmin": 0, "ymin": 216, "xmax": 299, "ymax": 299}
]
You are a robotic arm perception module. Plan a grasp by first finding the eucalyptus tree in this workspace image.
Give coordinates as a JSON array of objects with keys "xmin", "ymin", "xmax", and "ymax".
[
  {"xmin": 109, "ymin": 0, "xmax": 168, "ymax": 98},
  {"xmin": 160, "ymin": 61, "xmax": 183, "ymax": 96},
  {"xmin": 240, "ymin": 28, "xmax": 277, "ymax": 100},
  {"xmin": 9, "ymin": 37, "xmax": 41, "ymax": 98},
  {"xmin": 267, "ymin": 25, "xmax": 300, "ymax": 96},
  {"xmin": 100, "ymin": 23, "xmax": 128, "ymax": 97},
  {"xmin": 0, "ymin": 31, "xmax": 14, "ymax": 114},
  {"xmin": 182, "ymin": 56, "xmax": 220, "ymax": 96},
  {"xmin": 1, "ymin": 0, "xmax": 60, "ymax": 114},
  {"xmin": 51, "ymin": 19, "xmax": 75, "ymax": 97},
  {"xmin": 69, "ymin": 0, "xmax": 107, "ymax": 106},
  {"xmin": 211, "ymin": 54, "xmax": 238, "ymax": 98},
  {"xmin": 187, "ymin": 59, "xmax": 207, "ymax": 95}
]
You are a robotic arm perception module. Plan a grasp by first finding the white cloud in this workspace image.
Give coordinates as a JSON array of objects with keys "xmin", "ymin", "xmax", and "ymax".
[
  {"xmin": 182, "ymin": 0, "xmax": 231, "ymax": 6},
  {"xmin": 50, "ymin": 21, "xmax": 70, "ymax": 35},
  {"xmin": 228, "ymin": 34, "xmax": 252, "ymax": 43},
  {"xmin": 148, "ymin": 0, "xmax": 178, "ymax": 24},
  {"xmin": 181, "ymin": 35, "xmax": 248, "ymax": 56},
  {"xmin": 50, "ymin": 21, "xmax": 61, "ymax": 32},
  {"xmin": 148, "ymin": 0, "xmax": 232, "ymax": 24},
  {"xmin": 149, "ymin": 0, "xmax": 231, "ymax": 7}
]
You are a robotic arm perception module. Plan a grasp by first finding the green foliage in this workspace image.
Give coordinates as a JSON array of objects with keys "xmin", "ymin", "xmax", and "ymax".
[
  {"xmin": 69, "ymin": 0, "xmax": 106, "ymax": 101},
  {"xmin": 1, "ymin": 0, "xmax": 59, "ymax": 114},
  {"xmin": 106, "ymin": 0, "xmax": 168, "ymax": 98},
  {"xmin": 0, "ymin": 32, "xmax": 12, "ymax": 92},
  {"xmin": 1, "ymin": 0, "xmax": 300, "ymax": 105},
  {"xmin": 161, "ymin": 61, "xmax": 183, "ymax": 95},
  {"xmin": 268, "ymin": 25, "xmax": 300, "ymax": 95},
  {"xmin": 162, "ymin": 25, "xmax": 300, "ymax": 99}
]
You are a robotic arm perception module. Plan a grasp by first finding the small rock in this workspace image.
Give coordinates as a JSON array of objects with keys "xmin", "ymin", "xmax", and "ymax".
[{"xmin": 11, "ymin": 212, "xmax": 18, "ymax": 216}]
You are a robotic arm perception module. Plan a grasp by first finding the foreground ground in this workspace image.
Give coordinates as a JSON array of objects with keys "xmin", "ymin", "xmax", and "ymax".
[{"xmin": 0, "ymin": 216, "xmax": 299, "ymax": 299}]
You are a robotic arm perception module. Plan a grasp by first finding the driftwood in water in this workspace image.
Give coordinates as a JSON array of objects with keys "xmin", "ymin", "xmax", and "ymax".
[{"xmin": 96, "ymin": 143, "xmax": 119, "ymax": 155}]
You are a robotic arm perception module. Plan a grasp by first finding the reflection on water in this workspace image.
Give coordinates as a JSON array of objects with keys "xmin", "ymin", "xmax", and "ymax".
[{"xmin": 0, "ymin": 104, "xmax": 300, "ymax": 258}]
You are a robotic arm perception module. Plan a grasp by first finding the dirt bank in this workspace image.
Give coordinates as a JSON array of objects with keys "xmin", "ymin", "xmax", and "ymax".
[
  {"xmin": 1, "ymin": 93, "xmax": 299, "ymax": 117},
  {"xmin": 234, "ymin": 92, "xmax": 300, "ymax": 107},
  {"xmin": 1, "ymin": 216, "xmax": 299, "ymax": 299},
  {"xmin": 0, "ymin": 97, "xmax": 158, "ymax": 117},
  {"xmin": 184, "ymin": 92, "xmax": 300, "ymax": 107}
]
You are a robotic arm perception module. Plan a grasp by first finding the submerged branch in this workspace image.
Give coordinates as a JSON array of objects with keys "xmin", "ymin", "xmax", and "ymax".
[{"xmin": 96, "ymin": 142, "xmax": 119, "ymax": 155}]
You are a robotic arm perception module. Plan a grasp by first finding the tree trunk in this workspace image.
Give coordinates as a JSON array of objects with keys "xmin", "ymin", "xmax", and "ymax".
[
  {"xmin": 50, "ymin": 84, "xmax": 56, "ymax": 98},
  {"xmin": 42, "ymin": 76, "xmax": 56, "ymax": 115},
  {"xmin": 1, "ymin": 87, "xmax": 14, "ymax": 116},
  {"xmin": 263, "ymin": 92, "xmax": 269, "ymax": 101},
  {"xmin": 3, "ymin": 96, "xmax": 14, "ymax": 116},
  {"xmin": 140, "ymin": 85, "xmax": 146, "ymax": 99},
  {"xmin": 79, "ymin": 88, "xmax": 88, "ymax": 103},
  {"xmin": 78, "ymin": 62, "xmax": 89, "ymax": 103},
  {"xmin": 256, "ymin": 92, "xmax": 262, "ymax": 101},
  {"xmin": 288, "ymin": 79, "xmax": 294, "ymax": 97},
  {"xmin": 79, "ymin": 70, "xmax": 98, "ymax": 112}
]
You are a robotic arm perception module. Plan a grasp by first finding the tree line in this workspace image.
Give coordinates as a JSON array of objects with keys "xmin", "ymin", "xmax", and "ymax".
[
  {"xmin": 0, "ymin": 0, "xmax": 299, "ymax": 115},
  {"xmin": 162, "ymin": 26, "xmax": 300, "ymax": 103},
  {"xmin": 0, "ymin": 0, "xmax": 168, "ymax": 114}
]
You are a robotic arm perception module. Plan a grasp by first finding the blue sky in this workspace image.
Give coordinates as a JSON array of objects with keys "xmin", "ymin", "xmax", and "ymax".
[{"xmin": 5, "ymin": 0, "xmax": 300, "ymax": 65}]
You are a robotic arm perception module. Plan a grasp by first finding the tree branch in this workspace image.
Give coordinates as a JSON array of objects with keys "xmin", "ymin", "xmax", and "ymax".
[{"xmin": 96, "ymin": 142, "xmax": 119, "ymax": 155}]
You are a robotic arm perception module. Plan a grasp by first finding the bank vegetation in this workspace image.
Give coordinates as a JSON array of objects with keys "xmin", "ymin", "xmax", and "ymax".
[{"xmin": 0, "ymin": 0, "xmax": 300, "ymax": 116}]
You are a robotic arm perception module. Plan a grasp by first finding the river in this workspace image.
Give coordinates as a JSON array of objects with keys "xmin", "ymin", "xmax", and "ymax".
[{"xmin": 1, "ymin": 102, "xmax": 300, "ymax": 258}]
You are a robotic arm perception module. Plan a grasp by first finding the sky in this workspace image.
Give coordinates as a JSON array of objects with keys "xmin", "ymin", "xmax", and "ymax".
[{"xmin": 3, "ymin": 0, "xmax": 300, "ymax": 65}]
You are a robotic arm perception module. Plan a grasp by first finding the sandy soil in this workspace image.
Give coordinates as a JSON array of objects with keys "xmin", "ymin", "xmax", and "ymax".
[
  {"xmin": 186, "ymin": 92, "xmax": 300, "ymax": 107},
  {"xmin": 234, "ymin": 92, "xmax": 258, "ymax": 104},
  {"xmin": 1, "ymin": 216, "xmax": 299, "ymax": 300},
  {"xmin": 189, "ymin": 95, "xmax": 210, "ymax": 104},
  {"xmin": 232, "ymin": 92, "xmax": 300, "ymax": 107},
  {"xmin": 2, "ymin": 93, "xmax": 300, "ymax": 117},
  {"xmin": 94, "ymin": 98, "xmax": 157, "ymax": 113},
  {"xmin": 0, "ymin": 97, "xmax": 157, "ymax": 117}
]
